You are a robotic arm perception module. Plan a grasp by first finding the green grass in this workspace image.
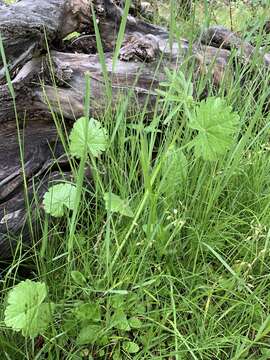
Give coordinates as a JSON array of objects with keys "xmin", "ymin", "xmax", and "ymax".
[{"xmin": 2, "ymin": 1, "xmax": 270, "ymax": 359}]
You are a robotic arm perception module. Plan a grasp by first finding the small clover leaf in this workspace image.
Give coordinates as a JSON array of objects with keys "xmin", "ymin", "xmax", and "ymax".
[
  {"xmin": 123, "ymin": 341, "xmax": 140, "ymax": 354},
  {"xmin": 129, "ymin": 317, "xmax": 143, "ymax": 329}
]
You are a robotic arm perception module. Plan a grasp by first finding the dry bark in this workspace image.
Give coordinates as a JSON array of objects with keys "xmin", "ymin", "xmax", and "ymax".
[{"xmin": 0, "ymin": 0, "xmax": 268, "ymax": 259}]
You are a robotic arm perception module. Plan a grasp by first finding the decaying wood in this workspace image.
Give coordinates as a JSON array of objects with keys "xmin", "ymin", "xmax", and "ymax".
[
  {"xmin": 0, "ymin": 0, "xmax": 269, "ymax": 259},
  {"xmin": 0, "ymin": 0, "xmax": 93, "ymax": 82},
  {"xmin": 0, "ymin": 120, "xmax": 69, "ymax": 258}
]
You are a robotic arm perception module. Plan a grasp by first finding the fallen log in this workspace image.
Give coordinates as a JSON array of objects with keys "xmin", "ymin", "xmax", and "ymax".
[
  {"xmin": 0, "ymin": 0, "xmax": 92, "ymax": 82},
  {"xmin": 0, "ymin": 0, "xmax": 268, "ymax": 259}
]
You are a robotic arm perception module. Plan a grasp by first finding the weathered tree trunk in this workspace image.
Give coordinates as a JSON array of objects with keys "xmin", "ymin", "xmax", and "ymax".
[{"xmin": 0, "ymin": 0, "xmax": 269, "ymax": 259}]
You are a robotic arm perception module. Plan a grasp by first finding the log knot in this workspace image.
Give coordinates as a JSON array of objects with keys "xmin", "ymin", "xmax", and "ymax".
[{"xmin": 120, "ymin": 33, "xmax": 160, "ymax": 62}]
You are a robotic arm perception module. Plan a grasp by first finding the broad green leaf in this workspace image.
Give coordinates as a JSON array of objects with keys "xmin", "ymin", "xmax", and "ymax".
[
  {"xmin": 69, "ymin": 117, "xmax": 107, "ymax": 158},
  {"xmin": 71, "ymin": 271, "xmax": 86, "ymax": 286},
  {"xmin": 111, "ymin": 309, "xmax": 130, "ymax": 331},
  {"xmin": 104, "ymin": 192, "xmax": 134, "ymax": 218},
  {"xmin": 4, "ymin": 280, "xmax": 52, "ymax": 338},
  {"xmin": 43, "ymin": 183, "xmax": 77, "ymax": 218},
  {"xmin": 122, "ymin": 341, "xmax": 140, "ymax": 354},
  {"xmin": 189, "ymin": 97, "xmax": 239, "ymax": 161},
  {"xmin": 76, "ymin": 324, "xmax": 102, "ymax": 345},
  {"xmin": 75, "ymin": 303, "xmax": 101, "ymax": 322},
  {"xmin": 128, "ymin": 317, "xmax": 142, "ymax": 329}
]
